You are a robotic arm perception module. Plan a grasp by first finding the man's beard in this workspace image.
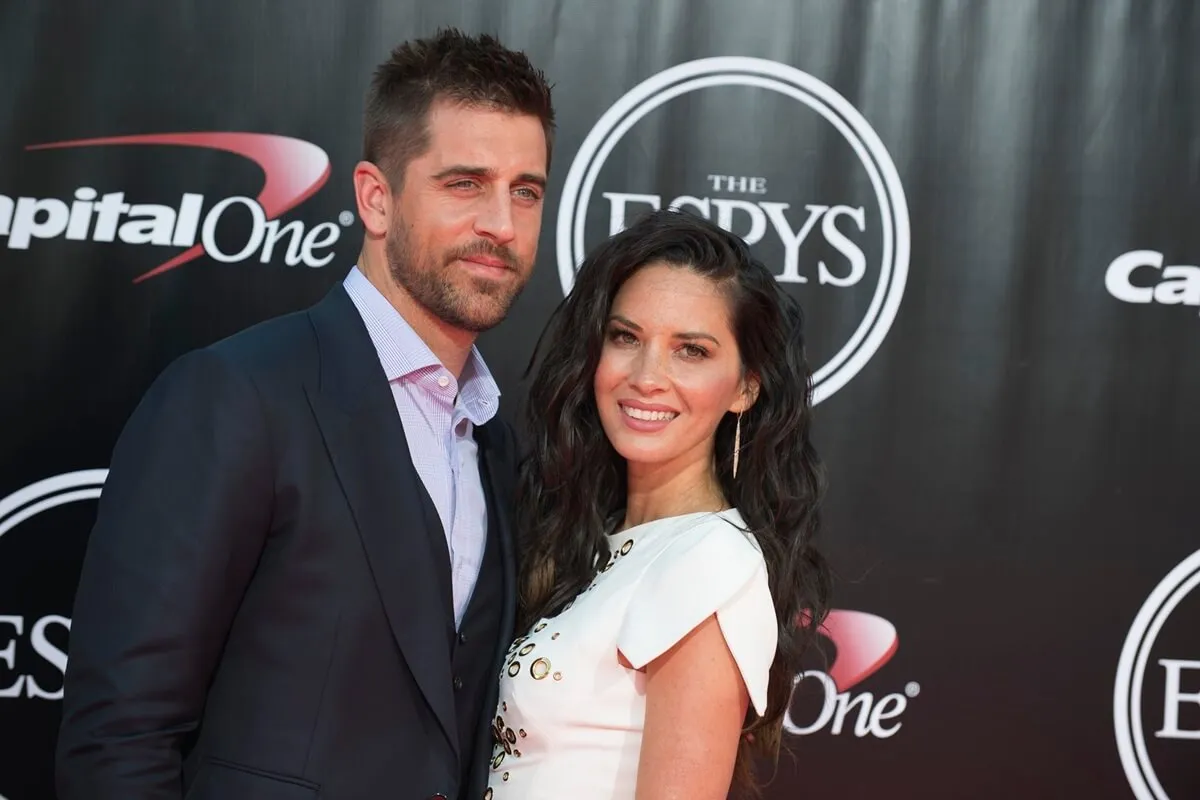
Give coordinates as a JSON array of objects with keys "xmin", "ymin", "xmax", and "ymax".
[{"xmin": 385, "ymin": 224, "xmax": 528, "ymax": 333}]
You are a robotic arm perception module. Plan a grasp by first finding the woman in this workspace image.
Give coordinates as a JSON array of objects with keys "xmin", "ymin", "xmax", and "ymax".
[{"xmin": 486, "ymin": 209, "xmax": 830, "ymax": 799}]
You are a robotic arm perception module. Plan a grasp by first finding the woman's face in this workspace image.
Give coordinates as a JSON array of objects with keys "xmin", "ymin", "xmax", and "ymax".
[{"xmin": 593, "ymin": 261, "xmax": 753, "ymax": 476}]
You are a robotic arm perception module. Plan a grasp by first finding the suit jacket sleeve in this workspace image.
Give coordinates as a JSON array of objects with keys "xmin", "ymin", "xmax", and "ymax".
[{"xmin": 55, "ymin": 347, "xmax": 274, "ymax": 800}]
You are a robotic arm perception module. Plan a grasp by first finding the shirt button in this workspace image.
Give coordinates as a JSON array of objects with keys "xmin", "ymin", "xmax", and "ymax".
[
  {"xmin": 453, "ymin": 676, "xmax": 464, "ymax": 691},
  {"xmin": 437, "ymin": 375, "xmax": 450, "ymax": 388}
]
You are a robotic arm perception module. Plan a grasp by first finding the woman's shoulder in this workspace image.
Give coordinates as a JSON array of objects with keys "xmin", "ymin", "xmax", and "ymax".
[
  {"xmin": 601, "ymin": 507, "xmax": 767, "ymax": 594},
  {"xmin": 644, "ymin": 507, "xmax": 763, "ymax": 562},
  {"xmin": 616, "ymin": 506, "xmax": 777, "ymax": 715}
]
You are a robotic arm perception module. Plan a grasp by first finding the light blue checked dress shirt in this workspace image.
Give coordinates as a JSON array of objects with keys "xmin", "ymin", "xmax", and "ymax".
[{"xmin": 343, "ymin": 265, "xmax": 500, "ymax": 629}]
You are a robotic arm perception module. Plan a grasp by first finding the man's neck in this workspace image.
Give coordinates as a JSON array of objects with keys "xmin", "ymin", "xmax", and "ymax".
[{"xmin": 358, "ymin": 250, "xmax": 475, "ymax": 379}]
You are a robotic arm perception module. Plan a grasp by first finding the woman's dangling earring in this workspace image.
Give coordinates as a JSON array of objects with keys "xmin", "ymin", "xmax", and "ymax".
[{"xmin": 732, "ymin": 412, "xmax": 743, "ymax": 479}]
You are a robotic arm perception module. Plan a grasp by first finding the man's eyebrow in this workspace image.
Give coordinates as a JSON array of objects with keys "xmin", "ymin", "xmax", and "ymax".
[
  {"xmin": 431, "ymin": 165, "xmax": 547, "ymax": 189},
  {"xmin": 431, "ymin": 165, "xmax": 494, "ymax": 181}
]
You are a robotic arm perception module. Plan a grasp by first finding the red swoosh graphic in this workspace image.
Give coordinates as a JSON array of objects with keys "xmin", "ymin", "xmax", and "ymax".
[
  {"xmin": 817, "ymin": 609, "xmax": 899, "ymax": 692},
  {"xmin": 25, "ymin": 132, "xmax": 331, "ymax": 283}
]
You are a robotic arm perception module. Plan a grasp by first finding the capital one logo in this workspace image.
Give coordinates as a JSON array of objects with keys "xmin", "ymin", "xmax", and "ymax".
[
  {"xmin": 556, "ymin": 57, "xmax": 910, "ymax": 404},
  {"xmin": 784, "ymin": 610, "xmax": 917, "ymax": 739},
  {"xmin": 1114, "ymin": 548, "xmax": 1200, "ymax": 799},
  {"xmin": 1, "ymin": 133, "xmax": 349, "ymax": 283},
  {"xmin": 1106, "ymin": 250, "xmax": 1200, "ymax": 314}
]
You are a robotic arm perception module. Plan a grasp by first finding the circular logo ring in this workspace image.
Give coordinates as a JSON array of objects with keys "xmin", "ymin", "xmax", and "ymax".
[
  {"xmin": 556, "ymin": 56, "xmax": 910, "ymax": 404},
  {"xmin": 0, "ymin": 470, "xmax": 107, "ymax": 800},
  {"xmin": 0, "ymin": 470, "xmax": 108, "ymax": 541},
  {"xmin": 1114, "ymin": 547, "xmax": 1200, "ymax": 800}
]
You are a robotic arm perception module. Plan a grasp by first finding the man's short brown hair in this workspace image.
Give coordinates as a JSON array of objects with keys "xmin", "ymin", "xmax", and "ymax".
[{"xmin": 363, "ymin": 28, "xmax": 556, "ymax": 190}]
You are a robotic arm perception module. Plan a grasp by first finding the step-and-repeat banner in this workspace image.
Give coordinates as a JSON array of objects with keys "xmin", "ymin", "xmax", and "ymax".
[{"xmin": 2, "ymin": 1, "xmax": 1197, "ymax": 798}]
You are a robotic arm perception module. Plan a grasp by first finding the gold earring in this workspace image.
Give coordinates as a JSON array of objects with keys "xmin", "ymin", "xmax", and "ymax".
[{"xmin": 733, "ymin": 412, "xmax": 743, "ymax": 479}]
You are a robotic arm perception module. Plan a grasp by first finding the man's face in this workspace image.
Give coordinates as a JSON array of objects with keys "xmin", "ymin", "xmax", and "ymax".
[{"xmin": 385, "ymin": 99, "xmax": 548, "ymax": 332}]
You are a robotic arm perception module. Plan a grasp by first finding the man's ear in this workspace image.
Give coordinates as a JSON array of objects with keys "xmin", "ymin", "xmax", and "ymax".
[{"xmin": 352, "ymin": 160, "xmax": 395, "ymax": 239}]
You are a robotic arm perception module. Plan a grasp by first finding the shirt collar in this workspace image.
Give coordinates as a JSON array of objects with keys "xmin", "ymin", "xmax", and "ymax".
[{"xmin": 342, "ymin": 265, "xmax": 500, "ymax": 426}]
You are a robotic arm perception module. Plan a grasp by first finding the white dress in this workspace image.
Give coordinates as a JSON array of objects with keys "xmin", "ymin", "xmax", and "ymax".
[{"xmin": 484, "ymin": 508, "xmax": 777, "ymax": 799}]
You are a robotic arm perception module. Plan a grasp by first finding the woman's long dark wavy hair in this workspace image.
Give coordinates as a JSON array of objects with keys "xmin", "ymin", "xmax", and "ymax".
[{"xmin": 516, "ymin": 208, "xmax": 831, "ymax": 797}]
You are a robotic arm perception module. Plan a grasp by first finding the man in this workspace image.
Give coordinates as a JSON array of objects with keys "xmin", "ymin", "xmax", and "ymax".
[{"xmin": 55, "ymin": 29, "xmax": 554, "ymax": 800}]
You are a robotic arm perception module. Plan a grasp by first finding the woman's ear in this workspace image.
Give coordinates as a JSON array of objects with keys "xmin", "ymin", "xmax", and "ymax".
[{"xmin": 731, "ymin": 373, "xmax": 761, "ymax": 414}]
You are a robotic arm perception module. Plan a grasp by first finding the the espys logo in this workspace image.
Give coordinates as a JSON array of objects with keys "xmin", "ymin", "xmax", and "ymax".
[
  {"xmin": 0, "ymin": 471, "xmax": 106, "ymax": 704},
  {"xmin": 0, "ymin": 471, "xmax": 106, "ymax": 800},
  {"xmin": 1106, "ymin": 250, "xmax": 1200, "ymax": 314},
  {"xmin": 785, "ymin": 609, "xmax": 917, "ymax": 738},
  {"xmin": 1114, "ymin": 549, "xmax": 1200, "ymax": 800},
  {"xmin": 557, "ymin": 57, "xmax": 910, "ymax": 404},
  {"xmin": 1, "ymin": 133, "xmax": 350, "ymax": 283}
]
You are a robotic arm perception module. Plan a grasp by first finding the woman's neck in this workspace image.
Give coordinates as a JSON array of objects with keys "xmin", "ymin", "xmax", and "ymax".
[{"xmin": 621, "ymin": 457, "xmax": 728, "ymax": 530}]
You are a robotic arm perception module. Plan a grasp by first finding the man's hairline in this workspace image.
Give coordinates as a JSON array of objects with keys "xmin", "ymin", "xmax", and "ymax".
[{"xmin": 379, "ymin": 96, "xmax": 552, "ymax": 194}]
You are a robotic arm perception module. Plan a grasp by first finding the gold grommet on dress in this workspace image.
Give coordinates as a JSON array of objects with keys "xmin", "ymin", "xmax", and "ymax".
[
  {"xmin": 621, "ymin": 539, "xmax": 633, "ymax": 554},
  {"xmin": 507, "ymin": 662, "xmax": 520, "ymax": 677},
  {"xmin": 519, "ymin": 643, "xmax": 535, "ymax": 656},
  {"xmin": 530, "ymin": 658, "xmax": 551, "ymax": 680}
]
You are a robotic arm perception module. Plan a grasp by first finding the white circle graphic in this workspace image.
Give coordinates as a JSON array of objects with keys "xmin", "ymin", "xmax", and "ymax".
[
  {"xmin": 0, "ymin": 470, "xmax": 106, "ymax": 800},
  {"xmin": 0, "ymin": 470, "xmax": 108, "ymax": 541},
  {"xmin": 555, "ymin": 57, "xmax": 910, "ymax": 405},
  {"xmin": 1113, "ymin": 548, "xmax": 1200, "ymax": 800}
]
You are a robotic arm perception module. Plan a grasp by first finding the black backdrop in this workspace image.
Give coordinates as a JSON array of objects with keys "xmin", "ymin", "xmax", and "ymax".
[{"xmin": 2, "ymin": 1, "xmax": 1198, "ymax": 798}]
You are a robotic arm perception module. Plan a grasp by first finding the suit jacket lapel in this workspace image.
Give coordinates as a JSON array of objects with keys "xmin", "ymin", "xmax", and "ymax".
[
  {"xmin": 303, "ymin": 285, "xmax": 459, "ymax": 762},
  {"xmin": 466, "ymin": 419, "xmax": 519, "ymax": 798},
  {"xmin": 476, "ymin": 420, "xmax": 518, "ymax": 653}
]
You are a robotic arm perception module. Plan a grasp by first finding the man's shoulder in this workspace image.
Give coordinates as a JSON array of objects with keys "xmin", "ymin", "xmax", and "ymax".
[
  {"xmin": 163, "ymin": 295, "xmax": 329, "ymax": 393},
  {"xmin": 206, "ymin": 303, "xmax": 318, "ymax": 369}
]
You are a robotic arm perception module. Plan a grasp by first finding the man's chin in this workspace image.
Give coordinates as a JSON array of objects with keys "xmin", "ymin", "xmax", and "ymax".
[
  {"xmin": 461, "ymin": 308, "xmax": 514, "ymax": 333},
  {"xmin": 450, "ymin": 295, "xmax": 521, "ymax": 333}
]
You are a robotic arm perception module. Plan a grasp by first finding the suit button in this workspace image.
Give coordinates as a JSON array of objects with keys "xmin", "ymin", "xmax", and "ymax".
[
  {"xmin": 453, "ymin": 676, "xmax": 464, "ymax": 690},
  {"xmin": 458, "ymin": 632, "xmax": 468, "ymax": 645}
]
